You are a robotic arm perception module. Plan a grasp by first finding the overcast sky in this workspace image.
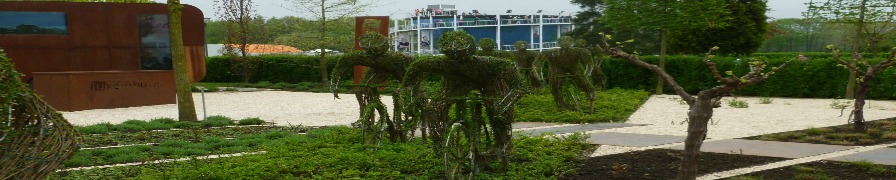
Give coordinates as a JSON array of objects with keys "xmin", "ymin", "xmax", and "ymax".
[{"xmin": 177, "ymin": 0, "xmax": 812, "ymax": 20}]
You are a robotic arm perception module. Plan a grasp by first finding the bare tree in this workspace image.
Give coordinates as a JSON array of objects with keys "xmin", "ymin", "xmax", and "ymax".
[
  {"xmin": 284, "ymin": 0, "xmax": 373, "ymax": 87},
  {"xmin": 215, "ymin": 0, "xmax": 261, "ymax": 83},
  {"xmin": 832, "ymin": 45, "xmax": 896, "ymax": 131},
  {"xmin": 807, "ymin": 0, "xmax": 896, "ymax": 99},
  {"xmin": 596, "ymin": 33, "xmax": 792, "ymax": 180},
  {"xmin": 167, "ymin": 0, "xmax": 198, "ymax": 121}
]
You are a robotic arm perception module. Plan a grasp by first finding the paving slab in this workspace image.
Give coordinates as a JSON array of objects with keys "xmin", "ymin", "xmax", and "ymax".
[
  {"xmin": 670, "ymin": 139, "xmax": 854, "ymax": 158},
  {"xmin": 586, "ymin": 132, "xmax": 686, "ymax": 147},
  {"xmin": 827, "ymin": 148, "xmax": 896, "ymax": 165},
  {"xmin": 517, "ymin": 123, "xmax": 644, "ymax": 135},
  {"xmin": 512, "ymin": 122, "xmax": 562, "ymax": 129}
]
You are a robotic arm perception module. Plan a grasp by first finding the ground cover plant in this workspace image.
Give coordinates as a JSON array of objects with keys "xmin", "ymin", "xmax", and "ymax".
[
  {"xmin": 76, "ymin": 116, "xmax": 269, "ymax": 135},
  {"xmin": 560, "ymin": 149, "xmax": 787, "ymax": 180},
  {"xmin": 515, "ymin": 88, "xmax": 649, "ymax": 123},
  {"xmin": 79, "ymin": 126, "xmax": 308, "ymax": 148},
  {"xmin": 733, "ymin": 160, "xmax": 896, "ymax": 179},
  {"xmin": 64, "ymin": 131, "xmax": 297, "ymax": 168},
  {"xmin": 48, "ymin": 127, "xmax": 595, "ymax": 179},
  {"xmin": 745, "ymin": 117, "xmax": 896, "ymax": 146}
]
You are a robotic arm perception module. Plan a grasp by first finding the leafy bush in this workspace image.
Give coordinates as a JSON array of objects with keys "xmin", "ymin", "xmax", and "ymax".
[
  {"xmin": 515, "ymin": 88, "xmax": 649, "ymax": 123},
  {"xmin": 727, "ymin": 98, "xmax": 749, "ymax": 108},
  {"xmin": 237, "ymin": 118, "xmax": 266, "ymax": 125},
  {"xmin": 203, "ymin": 55, "xmax": 350, "ymax": 83},
  {"xmin": 202, "ymin": 115, "xmax": 234, "ymax": 127},
  {"xmin": 112, "ymin": 123, "xmax": 145, "ymax": 133},
  {"xmin": 171, "ymin": 121, "xmax": 200, "ymax": 129},
  {"xmin": 758, "ymin": 97, "xmax": 773, "ymax": 104},
  {"xmin": 602, "ymin": 55, "xmax": 896, "ymax": 99},
  {"xmin": 149, "ymin": 118, "xmax": 176, "ymax": 124},
  {"xmin": 76, "ymin": 123, "xmax": 114, "ymax": 134}
]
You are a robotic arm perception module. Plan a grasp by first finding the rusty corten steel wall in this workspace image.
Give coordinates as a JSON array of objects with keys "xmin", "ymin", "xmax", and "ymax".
[
  {"xmin": 0, "ymin": 1, "xmax": 206, "ymax": 82},
  {"xmin": 32, "ymin": 71, "xmax": 176, "ymax": 111},
  {"xmin": 0, "ymin": 2, "xmax": 206, "ymax": 111}
]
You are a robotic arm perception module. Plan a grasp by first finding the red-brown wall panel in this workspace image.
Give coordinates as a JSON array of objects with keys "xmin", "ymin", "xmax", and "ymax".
[{"xmin": 70, "ymin": 48, "xmax": 112, "ymax": 71}]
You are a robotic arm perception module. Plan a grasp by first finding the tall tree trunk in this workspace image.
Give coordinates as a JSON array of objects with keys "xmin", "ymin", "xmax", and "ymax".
[
  {"xmin": 168, "ymin": 0, "xmax": 198, "ymax": 121},
  {"xmin": 319, "ymin": 0, "xmax": 330, "ymax": 87},
  {"xmin": 846, "ymin": 53, "xmax": 859, "ymax": 99},
  {"xmin": 853, "ymin": 80, "xmax": 870, "ymax": 132},
  {"xmin": 847, "ymin": 0, "xmax": 869, "ymax": 100},
  {"xmin": 656, "ymin": 30, "xmax": 667, "ymax": 95},
  {"xmin": 677, "ymin": 94, "xmax": 714, "ymax": 180}
]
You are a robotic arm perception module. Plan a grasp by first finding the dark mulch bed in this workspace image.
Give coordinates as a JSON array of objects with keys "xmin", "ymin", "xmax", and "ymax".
[
  {"xmin": 560, "ymin": 149, "xmax": 787, "ymax": 180},
  {"xmin": 733, "ymin": 160, "xmax": 896, "ymax": 179},
  {"xmin": 744, "ymin": 117, "xmax": 896, "ymax": 146}
]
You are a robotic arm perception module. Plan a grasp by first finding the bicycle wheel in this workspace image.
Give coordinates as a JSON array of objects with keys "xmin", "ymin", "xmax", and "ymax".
[
  {"xmin": 359, "ymin": 102, "xmax": 389, "ymax": 145},
  {"xmin": 444, "ymin": 122, "xmax": 473, "ymax": 179},
  {"xmin": 561, "ymin": 78, "xmax": 582, "ymax": 111}
]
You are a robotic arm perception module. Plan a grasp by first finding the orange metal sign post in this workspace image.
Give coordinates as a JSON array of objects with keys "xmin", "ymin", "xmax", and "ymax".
[{"xmin": 352, "ymin": 16, "xmax": 390, "ymax": 84}]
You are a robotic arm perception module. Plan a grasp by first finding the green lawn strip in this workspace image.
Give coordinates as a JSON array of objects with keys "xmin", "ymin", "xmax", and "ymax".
[
  {"xmin": 76, "ymin": 116, "xmax": 269, "ymax": 135},
  {"xmin": 65, "ymin": 131, "xmax": 297, "ymax": 168},
  {"xmin": 744, "ymin": 118, "xmax": 896, "ymax": 146},
  {"xmin": 79, "ymin": 126, "xmax": 308, "ymax": 149},
  {"xmin": 730, "ymin": 160, "xmax": 896, "ymax": 179},
  {"xmin": 515, "ymin": 88, "xmax": 650, "ymax": 123},
  {"xmin": 51, "ymin": 127, "xmax": 595, "ymax": 179}
]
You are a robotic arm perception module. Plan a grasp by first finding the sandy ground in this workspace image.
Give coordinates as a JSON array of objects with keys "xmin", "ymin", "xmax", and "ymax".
[{"xmin": 62, "ymin": 91, "xmax": 392, "ymax": 127}]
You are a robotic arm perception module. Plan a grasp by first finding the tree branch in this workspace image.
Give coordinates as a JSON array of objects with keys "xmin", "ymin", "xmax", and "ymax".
[
  {"xmin": 596, "ymin": 34, "xmax": 695, "ymax": 104},
  {"xmin": 832, "ymin": 48, "xmax": 868, "ymax": 75}
]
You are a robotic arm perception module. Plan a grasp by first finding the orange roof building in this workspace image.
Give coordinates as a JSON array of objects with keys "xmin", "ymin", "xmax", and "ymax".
[
  {"xmin": 208, "ymin": 44, "xmax": 303, "ymax": 56},
  {"xmin": 229, "ymin": 44, "xmax": 303, "ymax": 55}
]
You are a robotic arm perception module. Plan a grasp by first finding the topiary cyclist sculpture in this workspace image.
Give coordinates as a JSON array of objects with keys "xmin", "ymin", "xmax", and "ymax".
[
  {"xmin": 331, "ymin": 32, "xmax": 417, "ymax": 144},
  {"xmin": 401, "ymin": 30, "xmax": 523, "ymax": 178},
  {"xmin": 537, "ymin": 36, "xmax": 598, "ymax": 112}
]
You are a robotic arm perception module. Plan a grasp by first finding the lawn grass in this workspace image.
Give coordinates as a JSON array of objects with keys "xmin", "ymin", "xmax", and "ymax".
[
  {"xmin": 745, "ymin": 118, "xmax": 896, "ymax": 146},
  {"xmin": 514, "ymin": 88, "xmax": 650, "ymax": 123},
  {"xmin": 50, "ymin": 127, "xmax": 595, "ymax": 179}
]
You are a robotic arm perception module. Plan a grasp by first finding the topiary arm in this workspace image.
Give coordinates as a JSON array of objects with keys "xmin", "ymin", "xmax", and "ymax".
[{"xmin": 330, "ymin": 52, "xmax": 366, "ymax": 98}]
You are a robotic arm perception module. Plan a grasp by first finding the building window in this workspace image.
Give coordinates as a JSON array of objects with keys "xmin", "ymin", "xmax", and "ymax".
[
  {"xmin": 138, "ymin": 14, "xmax": 172, "ymax": 70},
  {"xmin": 0, "ymin": 11, "xmax": 68, "ymax": 35}
]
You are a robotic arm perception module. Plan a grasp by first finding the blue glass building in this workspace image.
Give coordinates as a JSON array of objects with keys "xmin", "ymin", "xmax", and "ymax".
[{"xmin": 390, "ymin": 4, "xmax": 574, "ymax": 54}]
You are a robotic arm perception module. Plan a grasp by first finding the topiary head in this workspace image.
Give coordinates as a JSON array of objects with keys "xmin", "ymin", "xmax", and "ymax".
[
  {"xmin": 575, "ymin": 39, "xmax": 588, "ymax": 48},
  {"xmin": 514, "ymin": 41, "xmax": 528, "ymax": 51},
  {"xmin": 478, "ymin": 38, "xmax": 496, "ymax": 54},
  {"xmin": 359, "ymin": 31, "xmax": 390, "ymax": 55},
  {"xmin": 438, "ymin": 30, "xmax": 476, "ymax": 60},
  {"xmin": 558, "ymin": 36, "xmax": 575, "ymax": 49}
]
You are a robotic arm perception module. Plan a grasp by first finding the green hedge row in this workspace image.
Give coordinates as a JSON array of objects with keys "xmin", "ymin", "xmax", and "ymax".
[
  {"xmin": 203, "ymin": 54, "xmax": 896, "ymax": 99},
  {"xmin": 203, "ymin": 55, "xmax": 351, "ymax": 83},
  {"xmin": 603, "ymin": 55, "xmax": 896, "ymax": 99}
]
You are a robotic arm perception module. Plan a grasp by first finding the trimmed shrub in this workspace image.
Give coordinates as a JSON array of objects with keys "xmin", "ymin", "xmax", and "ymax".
[
  {"xmin": 237, "ymin": 118, "xmax": 266, "ymax": 125},
  {"xmin": 171, "ymin": 121, "xmax": 200, "ymax": 129},
  {"xmin": 203, "ymin": 55, "xmax": 350, "ymax": 83},
  {"xmin": 202, "ymin": 116, "xmax": 234, "ymax": 127}
]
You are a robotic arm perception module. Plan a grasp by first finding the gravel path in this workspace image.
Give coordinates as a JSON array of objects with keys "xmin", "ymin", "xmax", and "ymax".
[{"xmin": 62, "ymin": 91, "xmax": 392, "ymax": 127}]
